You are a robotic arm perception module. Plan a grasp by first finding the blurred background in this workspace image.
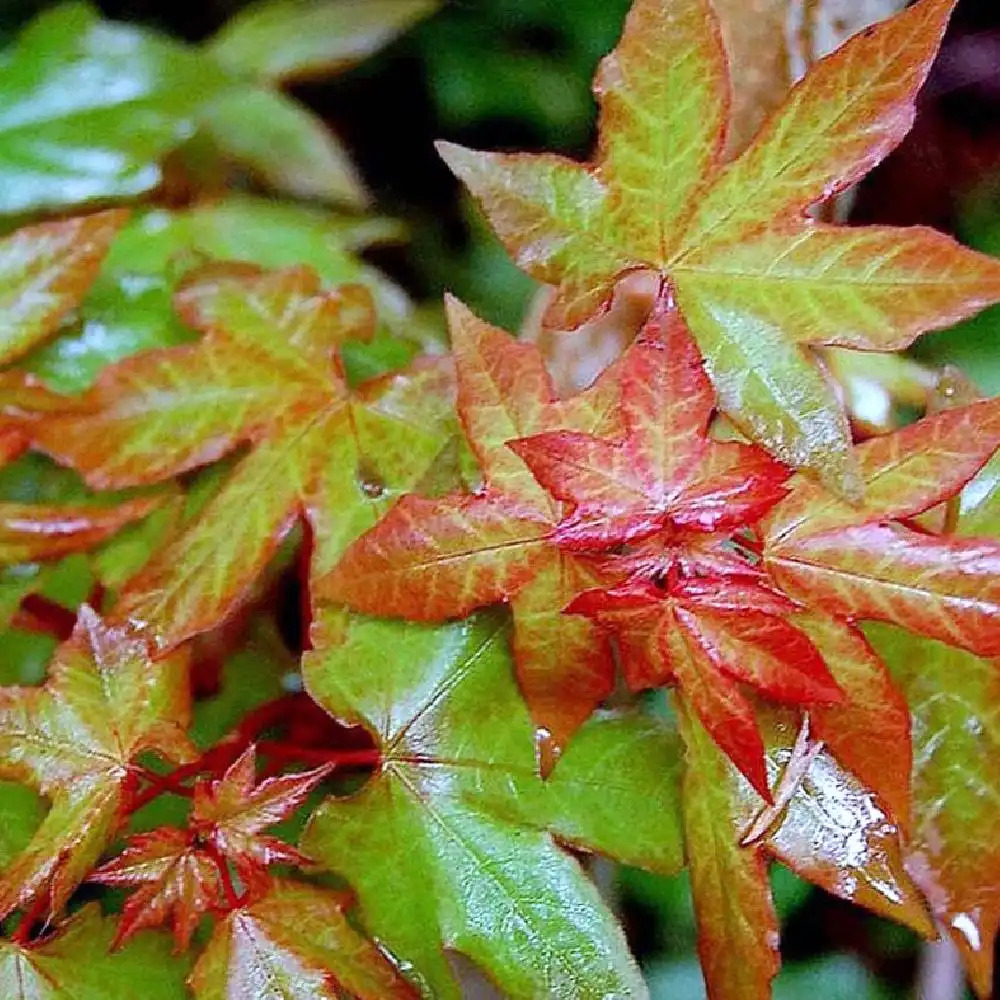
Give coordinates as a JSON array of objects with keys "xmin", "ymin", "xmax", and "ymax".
[{"xmin": 0, "ymin": 0, "xmax": 997, "ymax": 996}]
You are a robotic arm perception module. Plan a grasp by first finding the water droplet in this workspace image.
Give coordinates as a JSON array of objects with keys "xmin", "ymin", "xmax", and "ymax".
[{"xmin": 951, "ymin": 912, "xmax": 982, "ymax": 952}]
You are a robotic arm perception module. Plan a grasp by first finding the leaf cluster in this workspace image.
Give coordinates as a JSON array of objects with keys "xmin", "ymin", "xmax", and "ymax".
[{"xmin": 0, "ymin": 1, "xmax": 998, "ymax": 998}]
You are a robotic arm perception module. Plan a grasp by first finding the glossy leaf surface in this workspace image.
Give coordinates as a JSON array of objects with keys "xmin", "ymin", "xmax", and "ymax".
[
  {"xmin": 0, "ymin": 607, "xmax": 191, "ymax": 920},
  {"xmin": 189, "ymin": 880, "xmax": 418, "ymax": 1000},
  {"xmin": 34, "ymin": 266, "xmax": 456, "ymax": 650},
  {"xmin": 677, "ymin": 695, "xmax": 933, "ymax": 1000},
  {"xmin": 301, "ymin": 610, "xmax": 649, "ymax": 999},
  {"xmin": 441, "ymin": 0, "xmax": 1000, "ymax": 488},
  {"xmin": 0, "ymin": 3, "xmax": 226, "ymax": 215}
]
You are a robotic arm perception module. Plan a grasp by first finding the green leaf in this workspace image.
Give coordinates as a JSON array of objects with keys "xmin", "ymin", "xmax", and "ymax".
[
  {"xmin": 0, "ymin": 904, "xmax": 191, "ymax": 999},
  {"xmin": 0, "ymin": 2, "xmax": 227, "ymax": 215},
  {"xmin": 209, "ymin": 0, "xmax": 439, "ymax": 82},
  {"xmin": 201, "ymin": 86, "xmax": 369, "ymax": 208},
  {"xmin": 868, "ymin": 623, "xmax": 1000, "ymax": 998},
  {"xmin": 0, "ymin": 781, "xmax": 44, "ymax": 869},
  {"xmin": 543, "ymin": 709, "xmax": 684, "ymax": 875},
  {"xmin": 300, "ymin": 609, "xmax": 648, "ymax": 999},
  {"xmin": 26, "ymin": 199, "xmax": 418, "ymax": 393}
]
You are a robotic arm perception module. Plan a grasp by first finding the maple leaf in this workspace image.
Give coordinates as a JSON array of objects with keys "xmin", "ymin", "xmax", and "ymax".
[
  {"xmin": 189, "ymin": 745, "xmax": 330, "ymax": 888},
  {"xmin": 0, "ymin": 904, "xmax": 190, "ymax": 1000},
  {"xmin": 0, "ymin": 495, "xmax": 163, "ymax": 566},
  {"xmin": 508, "ymin": 304, "xmax": 790, "ymax": 550},
  {"xmin": 439, "ymin": 0, "xmax": 1000, "ymax": 490},
  {"xmin": 0, "ymin": 210, "xmax": 126, "ymax": 365},
  {"xmin": 505, "ymin": 306, "xmax": 841, "ymax": 800},
  {"xmin": 675, "ymin": 694, "xmax": 934, "ymax": 1000},
  {"xmin": 763, "ymin": 398, "xmax": 1000, "ymax": 656},
  {"xmin": 89, "ymin": 827, "xmax": 224, "ymax": 952},
  {"xmin": 569, "ymin": 577, "xmax": 841, "ymax": 801},
  {"xmin": 32, "ymin": 264, "xmax": 458, "ymax": 651},
  {"xmin": 868, "ymin": 623, "xmax": 1000, "ymax": 998},
  {"xmin": 189, "ymin": 879, "xmax": 418, "ymax": 1000},
  {"xmin": 92, "ymin": 747, "xmax": 332, "ymax": 950},
  {"xmin": 300, "ymin": 609, "xmax": 690, "ymax": 1000},
  {"xmin": 0, "ymin": 606, "xmax": 191, "ymax": 921},
  {"xmin": 320, "ymin": 296, "xmax": 626, "ymax": 755}
]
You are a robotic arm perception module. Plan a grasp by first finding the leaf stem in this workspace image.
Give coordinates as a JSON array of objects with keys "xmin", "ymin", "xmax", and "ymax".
[
  {"xmin": 256, "ymin": 741, "xmax": 381, "ymax": 770},
  {"xmin": 11, "ymin": 890, "xmax": 49, "ymax": 947},
  {"xmin": 127, "ymin": 740, "xmax": 379, "ymax": 814},
  {"xmin": 203, "ymin": 840, "xmax": 243, "ymax": 911},
  {"xmin": 13, "ymin": 595, "xmax": 76, "ymax": 641}
]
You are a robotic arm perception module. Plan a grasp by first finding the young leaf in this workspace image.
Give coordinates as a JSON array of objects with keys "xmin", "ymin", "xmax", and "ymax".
[
  {"xmin": 189, "ymin": 745, "xmax": 329, "ymax": 889},
  {"xmin": 300, "ymin": 609, "xmax": 648, "ymax": 1000},
  {"xmin": 89, "ymin": 827, "xmax": 224, "ymax": 952},
  {"xmin": 0, "ymin": 211, "xmax": 127, "ymax": 365},
  {"xmin": 440, "ymin": 0, "xmax": 1000, "ymax": 489},
  {"xmin": 509, "ymin": 305, "xmax": 790, "ymax": 551},
  {"xmin": 764, "ymin": 399, "xmax": 1000, "ymax": 655},
  {"xmin": 209, "ymin": 0, "xmax": 439, "ymax": 83},
  {"xmin": 320, "ymin": 297, "xmax": 624, "ymax": 754},
  {"xmin": 0, "ymin": 3, "xmax": 227, "ymax": 215},
  {"xmin": 571, "ymin": 578, "xmax": 842, "ymax": 801},
  {"xmin": 869, "ymin": 624, "xmax": 1000, "ymax": 998},
  {"xmin": 0, "ymin": 904, "xmax": 191, "ymax": 999},
  {"xmin": 0, "ymin": 606, "xmax": 191, "ymax": 921},
  {"xmin": 189, "ymin": 879, "xmax": 418, "ymax": 1000},
  {"xmin": 33, "ymin": 266, "xmax": 457, "ymax": 650}
]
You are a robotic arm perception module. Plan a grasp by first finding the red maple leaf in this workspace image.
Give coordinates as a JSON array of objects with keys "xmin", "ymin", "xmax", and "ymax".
[
  {"xmin": 189, "ymin": 745, "xmax": 330, "ymax": 890},
  {"xmin": 508, "ymin": 301, "xmax": 790, "ymax": 550},
  {"xmin": 763, "ymin": 399, "xmax": 1000, "ymax": 655},
  {"xmin": 91, "ymin": 746, "xmax": 330, "ymax": 951},
  {"xmin": 568, "ymin": 576, "xmax": 840, "ymax": 801},
  {"xmin": 90, "ymin": 828, "xmax": 224, "ymax": 952},
  {"xmin": 320, "ymin": 296, "xmax": 626, "ymax": 756}
]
